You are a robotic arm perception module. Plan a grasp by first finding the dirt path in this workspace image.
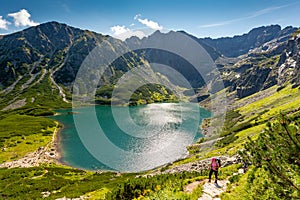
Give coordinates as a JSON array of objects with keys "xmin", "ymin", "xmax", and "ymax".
[
  {"xmin": 198, "ymin": 179, "xmax": 229, "ymax": 200},
  {"xmin": 184, "ymin": 181, "xmax": 202, "ymax": 193},
  {"xmin": 184, "ymin": 178, "xmax": 230, "ymax": 200}
]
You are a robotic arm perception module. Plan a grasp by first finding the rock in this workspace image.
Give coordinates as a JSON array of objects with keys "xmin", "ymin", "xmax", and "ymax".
[
  {"xmin": 199, "ymin": 193, "xmax": 213, "ymax": 200},
  {"xmin": 2, "ymin": 98, "xmax": 27, "ymax": 111},
  {"xmin": 235, "ymin": 67, "xmax": 272, "ymax": 99},
  {"xmin": 41, "ymin": 191, "xmax": 51, "ymax": 198}
]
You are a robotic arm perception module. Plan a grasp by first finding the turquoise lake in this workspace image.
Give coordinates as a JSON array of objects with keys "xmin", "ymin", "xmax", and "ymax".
[{"xmin": 51, "ymin": 103, "xmax": 211, "ymax": 172}]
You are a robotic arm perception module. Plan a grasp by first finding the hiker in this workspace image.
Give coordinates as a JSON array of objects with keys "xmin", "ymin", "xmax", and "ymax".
[{"xmin": 208, "ymin": 157, "xmax": 221, "ymax": 184}]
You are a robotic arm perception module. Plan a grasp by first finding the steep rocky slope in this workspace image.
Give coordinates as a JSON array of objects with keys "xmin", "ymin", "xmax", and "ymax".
[
  {"xmin": 213, "ymin": 27, "xmax": 299, "ymax": 98},
  {"xmin": 201, "ymin": 25, "xmax": 297, "ymax": 57},
  {"xmin": 277, "ymin": 29, "xmax": 300, "ymax": 86}
]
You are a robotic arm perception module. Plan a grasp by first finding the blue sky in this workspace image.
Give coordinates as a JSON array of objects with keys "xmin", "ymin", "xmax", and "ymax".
[{"xmin": 0, "ymin": 0, "xmax": 300, "ymax": 38}]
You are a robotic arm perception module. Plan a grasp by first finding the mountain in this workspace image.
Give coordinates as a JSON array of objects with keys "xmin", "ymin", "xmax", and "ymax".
[
  {"xmin": 0, "ymin": 22, "xmax": 205, "ymax": 109},
  {"xmin": 0, "ymin": 22, "xmax": 131, "ymax": 109},
  {"xmin": 0, "ymin": 22, "xmax": 299, "ymax": 110},
  {"xmin": 201, "ymin": 25, "xmax": 297, "ymax": 57},
  {"xmin": 212, "ymin": 26, "xmax": 299, "ymax": 98}
]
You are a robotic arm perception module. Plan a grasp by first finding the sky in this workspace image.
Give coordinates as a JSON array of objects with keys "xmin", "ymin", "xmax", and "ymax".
[{"xmin": 0, "ymin": 0, "xmax": 300, "ymax": 39}]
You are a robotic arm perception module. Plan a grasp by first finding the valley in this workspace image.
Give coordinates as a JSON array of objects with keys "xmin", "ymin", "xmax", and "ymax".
[{"xmin": 0, "ymin": 22, "xmax": 299, "ymax": 199}]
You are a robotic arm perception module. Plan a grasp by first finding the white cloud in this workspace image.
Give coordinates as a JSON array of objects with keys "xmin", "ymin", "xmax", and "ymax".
[
  {"xmin": 110, "ymin": 25, "xmax": 146, "ymax": 41},
  {"xmin": 0, "ymin": 16, "xmax": 10, "ymax": 30},
  {"xmin": 110, "ymin": 14, "xmax": 163, "ymax": 41},
  {"xmin": 8, "ymin": 9, "xmax": 39, "ymax": 27},
  {"xmin": 135, "ymin": 15, "xmax": 163, "ymax": 30},
  {"xmin": 200, "ymin": 22, "xmax": 230, "ymax": 28},
  {"xmin": 251, "ymin": 5, "xmax": 289, "ymax": 18},
  {"xmin": 111, "ymin": 25, "xmax": 130, "ymax": 35},
  {"xmin": 137, "ymin": 18, "xmax": 163, "ymax": 30}
]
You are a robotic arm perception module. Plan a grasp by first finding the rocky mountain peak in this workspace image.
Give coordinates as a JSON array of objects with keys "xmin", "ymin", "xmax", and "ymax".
[{"xmin": 201, "ymin": 25, "xmax": 297, "ymax": 57}]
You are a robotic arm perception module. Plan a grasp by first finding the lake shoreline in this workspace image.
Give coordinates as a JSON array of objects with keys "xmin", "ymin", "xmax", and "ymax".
[
  {"xmin": 53, "ymin": 121, "xmax": 65, "ymax": 165},
  {"xmin": 52, "ymin": 103, "xmax": 212, "ymax": 172},
  {"xmin": 1, "ymin": 103, "xmax": 212, "ymax": 172}
]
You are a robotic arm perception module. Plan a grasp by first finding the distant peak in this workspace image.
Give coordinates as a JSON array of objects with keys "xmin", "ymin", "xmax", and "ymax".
[{"xmin": 152, "ymin": 30, "xmax": 163, "ymax": 35}]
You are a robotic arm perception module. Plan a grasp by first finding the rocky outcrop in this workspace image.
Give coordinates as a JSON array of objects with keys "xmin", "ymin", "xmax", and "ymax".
[
  {"xmin": 0, "ymin": 146, "xmax": 57, "ymax": 168},
  {"xmin": 216, "ymin": 27, "xmax": 299, "ymax": 99},
  {"xmin": 277, "ymin": 30, "xmax": 300, "ymax": 86},
  {"xmin": 2, "ymin": 98, "xmax": 26, "ymax": 111},
  {"xmin": 234, "ymin": 67, "xmax": 272, "ymax": 98}
]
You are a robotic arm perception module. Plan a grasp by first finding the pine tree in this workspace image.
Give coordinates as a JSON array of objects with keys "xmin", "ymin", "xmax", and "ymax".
[{"xmin": 240, "ymin": 114, "xmax": 300, "ymax": 199}]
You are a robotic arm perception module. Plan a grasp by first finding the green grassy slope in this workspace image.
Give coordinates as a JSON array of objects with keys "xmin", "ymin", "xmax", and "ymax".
[{"xmin": 184, "ymin": 84, "xmax": 300, "ymax": 162}]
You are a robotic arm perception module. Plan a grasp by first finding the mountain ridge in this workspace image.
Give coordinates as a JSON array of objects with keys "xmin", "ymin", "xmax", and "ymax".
[
  {"xmin": 200, "ymin": 25, "xmax": 297, "ymax": 57},
  {"xmin": 0, "ymin": 21, "xmax": 299, "ymax": 109}
]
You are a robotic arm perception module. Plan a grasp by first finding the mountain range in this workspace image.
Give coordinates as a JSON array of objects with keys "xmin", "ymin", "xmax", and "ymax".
[{"xmin": 0, "ymin": 21, "xmax": 299, "ymax": 110}]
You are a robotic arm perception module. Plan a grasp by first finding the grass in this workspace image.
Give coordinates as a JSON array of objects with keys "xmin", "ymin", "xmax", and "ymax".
[
  {"xmin": 217, "ymin": 85, "xmax": 299, "ymax": 146},
  {"xmin": 95, "ymin": 83, "xmax": 179, "ymax": 106},
  {"xmin": 179, "ymin": 122, "xmax": 264, "ymax": 164},
  {"xmin": 83, "ymin": 188, "xmax": 110, "ymax": 200},
  {"xmin": 0, "ymin": 133, "xmax": 52, "ymax": 163},
  {"xmin": 0, "ymin": 71, "xmax": 70, "ymax": 163},
  {"xmin": 0, "ymin": 166, "xmax": 208, "ymax": 199},
  {"xmin": 0, "ymin": 113, "xmax": 57, "ymax": 163},
  {"xmin": 220, "ymin": 167, "xmax": 251, "ymax": 200},
  {"xmin": 0, "ymin": 165, "xmax": 137, "ymax": 199},
  {"xmin": 237, "ymin": 85, "xmax": 300, "ymax": 121},
  {"xmin": 221, "ymin": 112, "xmax": 300, "ymax": 199},
  {"xmin": 106, "ymin": 172, "xmax": 205, "ymax": 200}
]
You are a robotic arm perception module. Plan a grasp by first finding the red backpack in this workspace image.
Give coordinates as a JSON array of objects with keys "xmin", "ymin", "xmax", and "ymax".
[{"xmin": 211, "ymin": 158, "xmax": 220, "ymax": 170}]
